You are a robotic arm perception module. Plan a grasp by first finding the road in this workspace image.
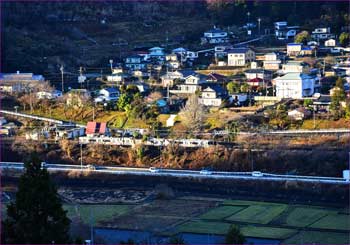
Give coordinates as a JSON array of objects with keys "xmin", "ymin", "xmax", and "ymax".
[{"xmin": 1, "ymin": 162, "xmax": 348, "ymax": 185}]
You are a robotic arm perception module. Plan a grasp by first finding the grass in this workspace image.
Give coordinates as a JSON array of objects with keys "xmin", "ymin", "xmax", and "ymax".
[
  {"xmin": 157, "ymin": 114, "xmax": 170, "ymax": 127},
  {"xmin": 301, "ymin": 118, "xmax": 350, "ymax": 129},
  {"xmin": 284, "ymin": 231, "xmax": 350, "ymax": 244},
  {"xmin": 309, "ymin": 214, "xmax": 350, "ymax": 231},
  {"xmin": 281, "ymin": 207, "xmax": 335, "ymax": 228},
  {"xmin": 226, "ymin": 204, "xmax": 287, "ymax": 225},
  {"xmin": 223, "ymin": 200, "xmax": 283, "ymax": 206},
  {"xmin": 63, "ymin": 204, "xmax": 130, "ymax": 225},
  {"xmin": 176, "ymin": 221, "xmax": 231, "ymax": 235},
  {"xmin": 199, "ymin": 206, "xmax": 245, "ymax": 220},
  {"xmin": 241, "ymin": 226, "xmax": 297, "ymax": 240}
]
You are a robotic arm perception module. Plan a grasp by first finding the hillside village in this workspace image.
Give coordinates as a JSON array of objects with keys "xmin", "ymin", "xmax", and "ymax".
[{"xmin": 1, "ymin": 19, "xmax": 350, "ymax": 142}]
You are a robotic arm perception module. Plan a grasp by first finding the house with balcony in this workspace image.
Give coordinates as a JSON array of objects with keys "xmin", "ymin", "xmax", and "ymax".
[
  {"xmin": 227, "ymin": 48, "xmax": 255, "ymax": 66},
  {"xmin": 170, "ymin": 72, "xmax": 207, "ymax": 94},
  {"xmin": 311, "ymin": 27, "xmax": 335, "ymax": 41},
  {"xmin": 125, "ymin": 55, "xmax": 146, "ymax": 71},
  {"xmin": 274, "ymin": 73, "xmax": 319, "ymax": 99},
  {"xmin": 281, "ymin": 61, "xmax": 311, "ymax": 74},
  {"xmin": 149, "ymin": 47, "xmax": 165, "ymax": 61},
  {"xmin": 244, "ymin": 69, "xmax": 273, "ymax": 81},
  {"xmin": 202, "ymin": 28, "xmax": 229, "ymax": 44},
  {"xmin": 199, "ymin": 84, "xmax": 228, "ymax": 107}
]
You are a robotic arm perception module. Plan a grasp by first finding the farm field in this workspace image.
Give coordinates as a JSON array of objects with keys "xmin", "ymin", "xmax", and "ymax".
[
  {"xmin": 177, "ymin": 221, "xmax": 231, "ymax": 235},
  {"xmin": 309, "ymin": 214, "xmax": 350, "ymax": 231},
  {"xmin": 226, "ymin": 204, "xmax": 287, "ymax": 224},
  {"xmin": 63, "ymin": 204, "xmax": 131, "ymax": 225},
  {"xmin": 199, "ymin": 205, "xmax": 244, "ymax": 220},
  {"xmin": 284, "ymin": 231, "xmax": 350, "ymax": 244},
  {"xmin": 279, "ymin": 207, "xmax": 337, "ymax": 227},
  {"xmin": 240, "ymin": 226, "xmax": 297, "ymax": 240}
]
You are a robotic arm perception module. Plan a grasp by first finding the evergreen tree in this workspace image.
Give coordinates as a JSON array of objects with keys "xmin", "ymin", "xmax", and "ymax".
[
  {"xmin": 225, "ymin": 225, "xmax": 245, "ymax": 244},
  {"xmin": 2, "ymin": 153, "xmax": 71, "ymax": 244}
]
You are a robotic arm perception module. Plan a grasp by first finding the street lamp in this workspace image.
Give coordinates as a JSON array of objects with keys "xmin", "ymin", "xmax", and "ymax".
[
  {"xmin": 60, "ymin": 65, "xmax": 64, "ymax": 93},
  {"xmin": 80, "ymin": 143, "xmax": 83, "ymax": 170},
  {"xmin": 109, "ymin": 59, "xmax": 113, "ymax": 73},
  {"xmin": 247, "ymin": 12, "xmax": 250, "ymax": 24},
  {"xmin": 258, "ymin": 18, "xmax": 261, "ymax": 35}
]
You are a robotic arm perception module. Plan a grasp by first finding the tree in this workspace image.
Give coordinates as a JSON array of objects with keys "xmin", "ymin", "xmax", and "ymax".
[
  {"xmin": 330, "ymin": 77, "xmax": 346, "ymax": 119},
  {"xmin": 117, "ymin": 93, "xmax": 132, "ymax": 111},
  {"xmin": 339, "ymin": 32, "xmax": 350, "ymax": 47},
  {"xmin": 226, "ymin": 81, "xmax": 240, "ymax": 94},
  {"xmin": 303, "ymin": 98, "xmax": 313, "ymax": 108},
  {"xmin": 294, "ymin": 31, "xmax": 311, "ymax": 44},
  {"xmin": 225, "ymin": 225, "xmax": 245, "ymax": 244},
  {"xmin": 2, "ymin": 153, "xmax": 71, "ymax": 244},
  {"xmin": 180, "ymin": 95, "xmax": 207, "ymax": 132}
]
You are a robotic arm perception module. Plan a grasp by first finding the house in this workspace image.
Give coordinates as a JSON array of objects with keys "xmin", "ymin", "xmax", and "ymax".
[
  {"xmin": 287, "ymin": 43, "xmax": 302, "ymax": 56},
  {"xmin": 198, "ymin": 84, "xmax": 227, "ymax": 107},
  {"xmin": 312, "ymin": 94, "xmax": 331, "ymax": 112},
  {"xmin": 66, "ymin": 89, "xmax": 90, "ymax": 107},
  {"xmin": 247, "ymin": 77, "xmax": 264, "ymax": 88},
  {"xmin": 107, "ymin": 67, "xmax": 127, "ymax": 83},
  {"xmin": 206, "ymin": 73, "xmax": 227, "ymax": 83},
  {"xmin": 149, "ymin": 47, "xmax": 165, "ymax": 60},
  {"xmin": 166, "ymin": 114, "xmax": 177, "ymax": 127},
  {"xmin": 274, "ymin": 73, "xmax": 319, "ymax": 99},
  {"xmin": 311, "ymin": 27, "xmax": 335, "ymax": 41},
  {"xmin": 202, "ymin": 28, "xmax": 229, "ymax": 44},
  {"xmin": 325, "ymin": 38, "xmax": 336, "ymax": 47},
  {"xmin": 288, "ymin": 108, "xmax": 311, "ymax": 121},
  {"xmin": 282, "ymin": 61, "xmax": 310, "ymax": 74},
  {"xmin": 36, "ymin": 90, "xmax": 62, "ymax": 100},
  {"xmin": 95, "ymin": 87, "xmax": 120, "ymax": 103},
  {"xmin": 172, "ymin": 47, "xmax": 188, "ymax": 62},
  {"xmin": 227, "ymin": 48, "xmax": 255, "ymax": 66},
  {"xmin": 171, "ymin": 73, "xmax": 207, "ymax": 94},
  {"xmin": 86, "ymin": 122, "xmax": 109, "ymax": 137},
  {"xmin": 166, "ymin": 53, "xmax": 181, "ymax": 70},
  {"xmin": 274, "ymin": 21, "xmax": 299, "ymax": 40},
  {"xmin": 300, "ymin": 46, "xmax": 314, "ymax": 56},
  {"xmin": 160, "ymin": 70, "xmax": 196, "ymax": 87},
  {"xmin": 125, "ymin": 55, "xmax": 146, "ymax": 71},
  {"xmin": 230, "ymin": 93, "xmax": 248, "ymax": 106},
  {"xmin": 244, "ymin": 69, "xmax": 273, "ymax": 81},
  {"xmin": 55, "ymin": 126, "xmax": 85, "ymax": 140},
  {"xmin": 215, "ymin": 45, "xmax": 233, "ymax": 58},
  {"xmin": 263, "ymin": 52, "xmax": 281, "ymax": 71},
  {"xmin": 125, "ymin": 81, "xmax": 150, "ymax": 93},
  {"xmin": 0, "ymin": 71, "xmax": 45, "ymax": 93}
]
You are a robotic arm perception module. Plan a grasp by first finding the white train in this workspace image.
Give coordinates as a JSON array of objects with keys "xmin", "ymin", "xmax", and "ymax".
[{"xmin": 78, "ymin": 136, "xmax": 216, "ymax": 148}]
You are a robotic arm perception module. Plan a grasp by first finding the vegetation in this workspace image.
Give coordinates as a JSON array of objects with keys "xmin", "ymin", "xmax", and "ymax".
[
  {"xmin": 180, "ymin": 95, "xmax": 207, "ymax": 132},
  {"xmin": 284, "ymin": 231, "xmax": 349, "ymax": 244},
  {"xmin": 294, "ymin": 31, "xmax": 311, "ymax": 44},
  {"xmin": 310, "ymin": 214, "xmax": 350, "ymax": 231},
  {"xmin": 241, "ymin": 226, "xmax": 297, "ymax": 240},
  {"xmin": 225, "ymin": 225, "xmax": 245, "ymax": 244},
  {"xmin": 339, "ymin": 32, "xmax": 350, "ymax": 47},
  {"xmin": 282, "ymin": 207, "xmax": 335, "ymax": 227},
  {"xmin": 2, "ymin": 153, "xmax": 71, "ymax": 244},
  {"xmin": 177, "ymin": 221, "xmax": 231, "ymax": 235},
  {"xmin": 330, "ymin": 77, "xmax": 346, "ymax": 120}
]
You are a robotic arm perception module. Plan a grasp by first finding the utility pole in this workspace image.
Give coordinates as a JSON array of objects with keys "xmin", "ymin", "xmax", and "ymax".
[
  {"xmin": 60, "ymin": 65, "xmax": 64, "ymax": 93},
  {"xmin": 258, "ymin": 18, "xmax": 261, "ymax": 36},
  {"xmin": 79, "ymin": 66, "xmax": 83, "ymax": 89},
  {"xmin": 80, "ymin": 143, "xmax": 83, "ymax": 170}
]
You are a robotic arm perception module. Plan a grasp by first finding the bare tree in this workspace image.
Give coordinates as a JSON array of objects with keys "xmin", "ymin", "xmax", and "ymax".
[{"xmin": 180, "ymin": 94, "xmax": 207, "ymax": 132}]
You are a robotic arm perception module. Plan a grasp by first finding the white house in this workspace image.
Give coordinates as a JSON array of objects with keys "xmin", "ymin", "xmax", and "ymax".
[
  {"xmin": 288, "ymin": 108, "xmax": 311, "ymax": 120},
  {"xmin": 171, "ymin": 73, "xmax": 207, "ymax": 94},
  {"xmin": 274, "ymin": 21, "xmax": 299, "ymax": 40},
  {"xmin": 281, "ymin": 61, "xmax": 310, "ymax": 74},
  {"xmin": 311, "ymin": 27, "xmax": 335, "ymax": 41},
  {"xmin": 325, "ymin": 38, "xmax": 336, "ymax": 47},
  {"xmin": 95, "ymin": 87, "xmax": 120, "ymax": 103},
  {"xmin": 287, "ymin": 43, "xmax": 302, "ymax": 56},
  {"xmin": 227, "ymin": 48, "xmax": 255, "ymax": 66},
  {"xmin": 36, "ymin": 90, "xmax": 62, "ymax": 100},
  {"xmin": 125, "ymin": 55, "xmax": 146, "ymax": 71},
  {"xmin": 274, "ymin": 73, "xmax": 318, "ymax": 99},
  {"xmin": 160, "ymin": 70, "xmax": 196, "ymax": 87},
  {"xmin": 263, "ymin": 52, "xmax": 281, "ymax": 70},
  {"xmin": 198, "ymin": 85, "xmax": 227, "ymax": 107},
  {"xmin": 244, "ymin": 69, "xmax": 273, "ymax": 81},
  {"xmin": 203, "ymin": 28, "xmax": 229, "ymax": 44}
]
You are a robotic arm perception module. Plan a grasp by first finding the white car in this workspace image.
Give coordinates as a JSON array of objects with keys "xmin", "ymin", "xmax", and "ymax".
[
  {"xmin": 86, "ymin": 164, "xmax": 96, "ymax": 170},
  {"xmin": 41, "ymin": 162, "xmax": 47, "ymax": 169},
  {"xmin": 149, "ymin": 167, "xmax": 160, "ymax": 173},
  {"xmin": 252, "ymin": 171, "xmax": 263, "ymax": 177},
  {"xmin": 200, "ymin": 170, "xmax": 212, "ymax": 175}
]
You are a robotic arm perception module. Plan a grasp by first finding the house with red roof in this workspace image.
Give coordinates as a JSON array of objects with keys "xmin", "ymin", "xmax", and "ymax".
[{"xmin": 86, "ymin": 122, "xmax": 109, "ymax": 136}]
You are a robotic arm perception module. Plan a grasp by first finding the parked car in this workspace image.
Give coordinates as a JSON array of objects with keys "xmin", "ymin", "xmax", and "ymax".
[
  {"xmin": 200, "ymin": 169, "xmax": 212, "ymax": 175},
  {"xmin": 149, "ymin": 167, "xmax": 160, "ymax": 173},
  {"xmin": 252, "ymin": 171, "xmax": 263, "ymax": 177},
  {"xmin": 87, "ymin": 164, "xmax": 96, "ymax": 170}
]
